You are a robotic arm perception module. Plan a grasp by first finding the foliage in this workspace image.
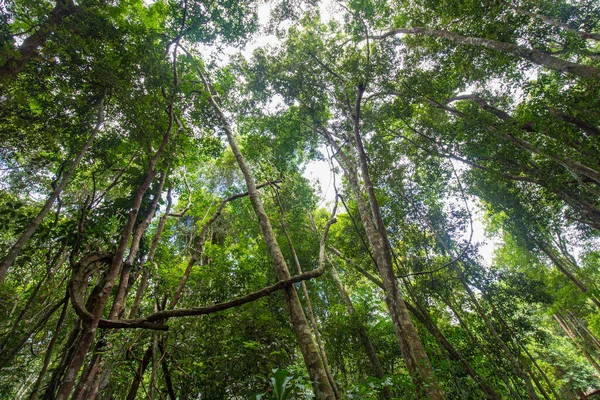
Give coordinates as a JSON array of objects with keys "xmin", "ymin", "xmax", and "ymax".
[{"xmin": 1, "ymin": 0, "xmax": 600, "ymax": 398}]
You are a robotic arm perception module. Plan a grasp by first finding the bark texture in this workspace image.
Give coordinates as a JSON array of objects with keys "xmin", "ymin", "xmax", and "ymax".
[
  {"xmin": 324, "ymin": 84, "xmax": 444, "ymax": 399},
  {"xmin": 0, "ymin": 0, "xmax": 77, "ymax": 80},
  {"xmin": 0, "ymin": 94, "xmax": 105, "ymax": 284},
  {"xmin": 194, "ymin": 55, "xmax": 336, "ymax": 400},
  {"xmin": 374, "ymin": 27, "xmax": 599, "ymax": 80},
  {"xmin": 329, "ymin": 262, "xmax": 393, "ymax": 399},
  {"xmin": 55, "ymin": 95, "xmax": 174, "ymax": 399}
]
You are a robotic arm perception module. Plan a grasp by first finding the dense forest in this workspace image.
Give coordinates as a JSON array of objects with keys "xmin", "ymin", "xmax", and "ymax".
[{"xmin": 1, "ymin": 0, "xmax": 600, "ymax": 398}]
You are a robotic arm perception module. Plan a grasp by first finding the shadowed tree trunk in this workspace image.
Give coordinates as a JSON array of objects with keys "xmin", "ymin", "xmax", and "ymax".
[
  {"xmin": 458, "ymin": 271, "xmax": 540, "ymax": 400},
  {"xmin": 55, "ymin": 94, "xmax": 175, "ymax": 400},
  {"xmin": 405, "ymin": 300, "xmax": 502, "ymax": 400},
  {"xmin": 126, "ymin": 346, "xmax": 153, "ymax": 400},
  {"xmin": 555, "ymin": 313, "xmax": 600, "ymax": 377},
  {"xmin": 0, "ymin": 0, "xmax": 77, "ymax": 80},
  {"xmin": 0, "ymin": 296, "xmax": 67, "ymax": 370},
  {"xmin": 276, "ymin": 196, "xmax": 340, "ymax": 399},
  {"xmin": 331, "ymin": 247, "xmax": 499, "ymax": 399},
  {"xmin": 27, "ymin": 298, "xmax": 69, "ymax": 400},
  {"xmin": 500, "ymin": 0, "xmax": 600, "ymax": 41}
]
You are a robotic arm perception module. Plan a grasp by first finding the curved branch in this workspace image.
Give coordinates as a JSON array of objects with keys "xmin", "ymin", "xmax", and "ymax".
[
  {"xmin": 98, "ymin": 257, "xmax": 329, "ymax": 329},
  {"xmin": 373, "ymin": 27, "xmax": 599, "ymax": 80},
  {"xmin": 96, "ymin": 201, "xmax": 338, "ymax": 331},
  {"xmin": 168, "ymin": 179, "xmax": 281, "ymax": 308},
  {"xmin": 502, "ymin": 0, "xmax": 600, "ymax": 41}
]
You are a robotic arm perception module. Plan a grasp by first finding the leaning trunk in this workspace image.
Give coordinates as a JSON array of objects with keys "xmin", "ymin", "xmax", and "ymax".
[
  {"xmin": 278, "ymin": 201, "xmax": 340, "ymax": 399},
  {"xmin": 0, "ymin": 95, "xmax": 105, "ymax": 284},
  {"xmin": 459, "ymin": 273, "xmax": 540, "ymax": 399},
  {"xmin": 55, "ymin": 97, "xmax": 173, "ymax": 399},
  {"xmin": 329, "ymin": 262, "xmax": 392, "ymax": 399},
  {"xmin": 327, "ymin": 91, "xmax": 444, "ymax": 399},
  {"xmin": 198, "ymin": 69, "xmax": 335, "ymax": 399},
  {"xmin": 404, "ymin": 300, "xmax": 501, "ymax": 400}
]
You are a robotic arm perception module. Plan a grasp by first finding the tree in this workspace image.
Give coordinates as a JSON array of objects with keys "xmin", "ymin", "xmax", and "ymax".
[{"xmin": 1, "ymin": 0, "xmax": 599, "ymax": 398}]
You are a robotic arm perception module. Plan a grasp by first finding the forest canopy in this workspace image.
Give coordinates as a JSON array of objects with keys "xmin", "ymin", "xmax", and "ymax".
[{"xmin": 1, "ymin": 0, "xmax": 600, "ymax": 398}]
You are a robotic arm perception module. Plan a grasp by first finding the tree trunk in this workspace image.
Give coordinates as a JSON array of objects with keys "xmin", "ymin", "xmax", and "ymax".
[
  {"xmin": 129, "ymin": 185, "xmax": 174, "ymax": 319},
  {"xmin": 0, "ymin": 94, "xmax": 105, "ymax": 284},
  {"xmin": 519, "ymin": 341, "xmax": 560, "ymax": 400},
  {"xmin": 42, "ymin": 277, "xmax": 106, "ymax": 400},
  {"xmin": 27, "ymin": 298, "xmax": 69, "ymax": 400},
  {"xmin": 159, "ymin": 339, "xmax": 177, "ymax": 400},
  {"xmin": 555, "ymin": 313, "xmax": 600, "ymax": 378},
  {"xmin": 196, "ymin": 64, "xmax": 336, "ymax": 400},
  {"xmin": 329, "ymin": 262, "xmax": 393, "ymax": 399},
  {"xmin": 55, "ymin": 96, "xmax": 174, "ymax": 400},
  {"xmin": 277, "ymin": 199, "xmax": 340, "ymax": 399},
  {"xmin": 404, "ymin": 300, "xmax": 502, "ymax": 400},
  {"xmin": 72, "ymin": 349, "xmax": 106, "ymax": 400},
  {"xmin": 126, "ymin": 345, "xmax": 153, "ymax": 400},
  {"xmin": 324, "ymin": 86, "xmax": 443, "ymax": 399},
  {"xmin": 526, "ymin": 366, "xmax": 551, "ymax": 400},
  {"xmin": 109, "ymin": 169, "xmax": 167, "ymax": 319},
  {"xmin": 535, "ymin": 239, "xmax": 600, "ymax": 308},
  {"xmin": 477, "ymin": 284, "xmax": 560, "ymax": 400},
  {"xmin": 0, "ymin": 296, "xmax": 67, "ymax": 370},
  {"xmin": 567, "ymin": 311, "xmax": 600, "ymax": 354},
  {"xmin": 501, "ymin": 1, "xmax": 600, "ymax": 41},
  {"xmin": 459, "ymin": 274, "xmax": 540, "ymax": 399},
  {"xmin": 0, "ymin": 0, "xmax": 77, "ymax": 80}
]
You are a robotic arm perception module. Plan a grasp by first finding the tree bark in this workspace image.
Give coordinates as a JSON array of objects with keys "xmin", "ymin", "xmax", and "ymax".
[
  {"xmin": 459, "ymin": 273, "xmax": 540, "ymax": 399},
  {"xmin": 567, "ymin": 311, "xmax": 600, "ymax": 354},
  {"xmin": 373, "ymin": 27, "xmax": 599, "ymax": 80},
  {"xmin": 324, "ymin": 84, "xmax": 443, "ymax": 399},
  {"xmin": 55, "ymin": 94, "xmax": 174, "ymax": 400},
  {"xmin": 519, "ymin": 341, "xmax": 561, "ymax": 400},
  {"xmin": 0, "ymin": 296, "xmax": 67, "ymax": 370},
  {"xmin": 194, "ymin": 57, "xmax": 336, "ymax": 400},
  {"xmin": 126, "ymin": 345, "xmax": 153, "ymax": 400},
  {"xmin": 42, "ymin": 276, "xmax": 106, "ymax": 400},
  {"xmin": 159, "ymin": 339, "xmax": 177, "ymax": 400},
  {"xmin": 129, "ymin": 185, "xmax": 174, "ymax": 319},
  {"xmin": 535, "ymin": 239, "xmax": 600, "ymax": 309},
  {"xmin": 72, "ymin": 348, "xmax": 104, "ymax": 400},
  {"xmin": 443, "ymin": 94, "xmax": 600, "ymax": 189},
  {"xmin": 277, "ymin": 199, "xmax": 340, "ymax": 399},
  {"xmin": 27, "ymin": 298, "xmax": 69, "ymax": 400},
  {"xmin": 0, "ymin": 0, "xmax": 77, "ymax": 80},
  {"xmin": 168, "ymin": 180, "xmax": 278, "ymax": 309},
  {"xmin": 501, "ymin": 1, "xmax": 600, "ymax": 41},
  {"xmin": 0, "ymin": 94, "xmax": 105, "ymax": 284},
  {"xmin": 555, "ymin": 313, "xmax": 600, "ymax": 378},
  {"xmin": 405, "ymin": 300, "xmax": 502, "ymax": 400},
  {"xmin": 329, "ymin": 261, "xmax": 393, "ymax": 399},
  {"xmin": 331, "ymin": 247, "xmax": 499, "ymax": 400},
  {"xmin": 109, "ymin": 169, "xmax": 167, "ymax": 319}
]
